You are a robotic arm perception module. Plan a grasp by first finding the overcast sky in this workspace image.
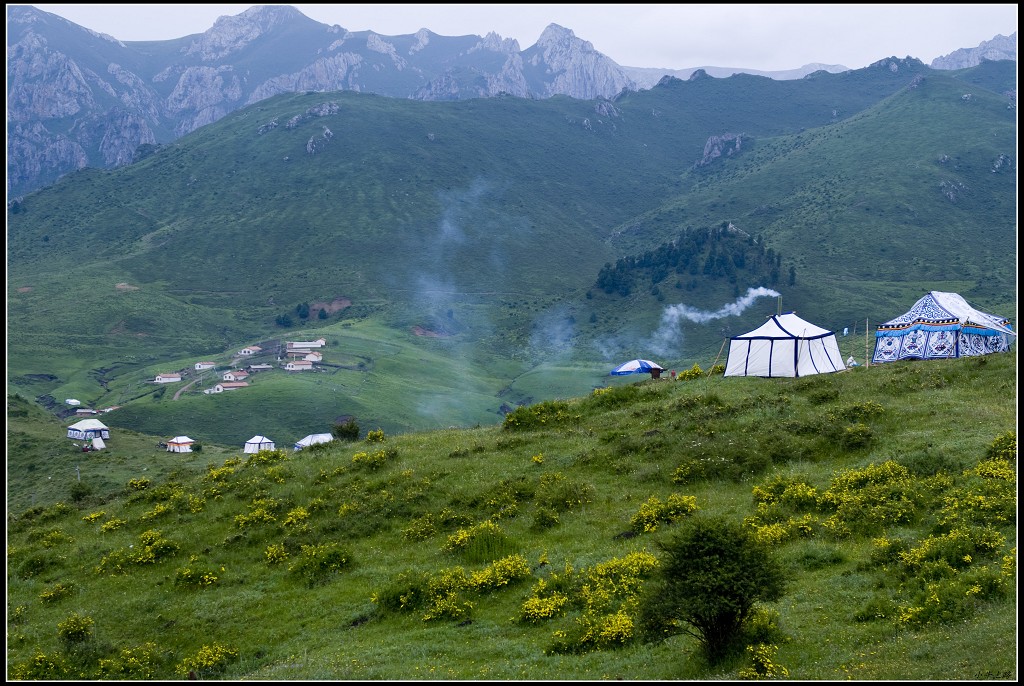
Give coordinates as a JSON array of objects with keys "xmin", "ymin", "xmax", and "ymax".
[{"xmin": 24, "ymin": 3, "xmax": 1018, "ymax": 71}]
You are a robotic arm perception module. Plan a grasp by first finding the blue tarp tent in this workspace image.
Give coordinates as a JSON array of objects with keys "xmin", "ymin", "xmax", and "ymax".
[{"xmin": 872, "ymin": 292, "xmax": 1015, "ymax": 363}]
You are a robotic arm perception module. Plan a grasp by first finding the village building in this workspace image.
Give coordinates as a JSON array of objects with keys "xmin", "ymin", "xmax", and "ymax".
[
  {"xmin": 154, "ymin": 372, "xmax": 182, "ymax": 383},
  {"xmin": 213, "ymin": 382, "xmax": 249, "ymax": 392},
  {"xmin": 194, "ymin": 361, "xmax": 216, "ymax": 370},
  {"xmin": 238, "ymin": 346, "xmax": 262, "ymax": 356},
  {"xmin": 284, "ymin": 360, "xmax": 313, "ymax": 371},
  {"xmin": 222, "ymin": 370, "xmax": 249, "ymax": 382},
  {"xmin": 286, "ymin": 337, "xmax": 327, "ymax": 349},
  {"xmin": 247, "ymin": 363, "xmax": 273, "ymax": 372},
  {"xmin": 285, "ymin": 349, "xmax": 323, "ymax": 361}
]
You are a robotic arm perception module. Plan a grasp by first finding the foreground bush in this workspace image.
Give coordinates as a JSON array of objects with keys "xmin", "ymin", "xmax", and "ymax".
[{"xmin": 639, "ymin": 516, "xmax": 786, "ymax": 661}]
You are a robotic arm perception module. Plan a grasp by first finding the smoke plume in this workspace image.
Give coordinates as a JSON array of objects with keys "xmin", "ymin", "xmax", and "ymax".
[{"xmin": 650, "ymin": 286, "xmax": 781, "ymax": 356}]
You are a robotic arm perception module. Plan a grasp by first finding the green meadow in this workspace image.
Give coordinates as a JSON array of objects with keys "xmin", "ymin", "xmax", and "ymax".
[{"xmin": 6, "ymin": 350, "xmax": 1016, "ymax": 680}]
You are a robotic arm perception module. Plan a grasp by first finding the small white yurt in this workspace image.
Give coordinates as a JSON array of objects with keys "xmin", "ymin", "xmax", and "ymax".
[
  {"xmin": 725, "ymin": 312, "xmax": 845, "ymax": 378},
  {"xmin": 244, "ymin": 435, "xmax": 275, "ymax": 453},
  {"xmin": 167, "ymin": 436, "xmax": 195, "ymax": 453},
  {"xmin": 294, "ymin": 433, "xmax": 334, "ymax": 451}
]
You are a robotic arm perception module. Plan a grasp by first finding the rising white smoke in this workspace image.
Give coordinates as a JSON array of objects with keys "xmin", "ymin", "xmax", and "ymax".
[{"xmin": 649, "ymin": 286, "xmax": 781, "ymax": 356}]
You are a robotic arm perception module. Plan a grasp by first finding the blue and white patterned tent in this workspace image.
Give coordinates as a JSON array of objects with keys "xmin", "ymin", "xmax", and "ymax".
[
  {"xmin": 872, "ymin": 291, "xmax": 1015, "ymax": 364},
  {"xmin": 67, "ymin": 418, "xmax": 110, "ymax": 440}
]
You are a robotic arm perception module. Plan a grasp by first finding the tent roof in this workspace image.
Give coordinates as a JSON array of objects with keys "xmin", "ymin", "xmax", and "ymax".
[
  {"xmin": 878, "ymin": 291, "xmax": 1015, "ymax": 336},
  {"xmin": 295, "ymin": 433, "xmax": 334, "ymax": 448},
  {"xmin": 245, "ymin": 435, "xmax": 273, "ymax": 443},
  {"xmin": 168, "ymin": 436, "xmax": 194, "ymax": 444},
  {"xmin": 732, "ymin": 312, "xmax": 834, "ymax": 340},
  {"xmin": 68, "ymin": 418, "xmax": 109, "ymax": 430},
  {"xmin": 609, "ymin": 359, "xmax": 665, "ymax": 375}
]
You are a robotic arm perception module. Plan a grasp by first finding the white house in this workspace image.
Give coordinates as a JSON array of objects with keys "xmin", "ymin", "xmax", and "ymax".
[
  {"xmin": 222, "ymin": 370, "xmax": 249, "ymax": 382},
  {"xmin": 213, "ymin": 382, "xmax": 249, "ymax": 392},
  {"xmin": 304, "ymin": 351, "xmax": 323, "ymax": 362},
  {"xmin": 287, "ymin": 338, "xmax": 326, "ymax": 350},
  {"xmin": 154, "ymin": 373, "xmax": 182, "ymax": 383},
  {"xmin": 194, "ymin": 361, "xmax": 216, "ymax": 371},
  {"xmin": 284, "ymin": 360, "xmax": 313, "ymax": 371},
  {"xmin": 238, "ymin": 346, "xmax": 262, "ymax": 356}
]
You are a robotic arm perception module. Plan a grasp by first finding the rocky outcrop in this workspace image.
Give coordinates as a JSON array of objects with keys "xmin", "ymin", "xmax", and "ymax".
[
  {"xmin": 931, "ymin": 32, "xmax": 1016, "ymax": 69},
  {"xmin": 526, "ymin": 24, "xmax": 635, "ymax": 100},
  {"xmin": 183, "ymin": 5, "xmax": 305, "ymax": 61},
  {"xmin": 694, "ymin": 133, "xmax": 747, "ymax": 168}
]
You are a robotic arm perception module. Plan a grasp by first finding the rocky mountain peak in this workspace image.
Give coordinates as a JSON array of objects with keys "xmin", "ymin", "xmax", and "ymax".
[
  {"xmin": 527, "ymin": 23, "xmax": 634, "ymax": 99},
  {"xmin": 536, "ymin": 23, "xmax": 588, "ymax": 51},
  {"xmin": 930, "ymin": 31, "xmax": 1017, "ymax": 69},
  {"xmin": 185, "ymin": 4, "xmax": 307, "ymax": 60},
  {"xmin": 479, "ymin": 31, "xmax": 521, "ymax": 55}
]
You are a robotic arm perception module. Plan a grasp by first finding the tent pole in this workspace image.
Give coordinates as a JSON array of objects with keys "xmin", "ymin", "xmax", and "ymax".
[
  {"xmin": 708, "ymin": 339, "xmax": 727, "ymax": 378},
  {"xmin": 704, "ymin": 339, "xmax": 728, "ymax": 392}
]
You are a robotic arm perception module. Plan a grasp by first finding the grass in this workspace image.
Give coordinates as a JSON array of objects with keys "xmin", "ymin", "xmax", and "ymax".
[{"xmin": 6, "ymin": 349, "xmax": 1016, "ymax": 680}]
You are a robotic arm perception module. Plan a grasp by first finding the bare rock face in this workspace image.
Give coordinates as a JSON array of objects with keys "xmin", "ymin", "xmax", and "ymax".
[
  {"xmin": 527, "ymin": 24, "xmax": 635, "ymax": 100},
  {"xmin": 931, "ymin": 32, "xmax": 1016, "ymax": 70},
  {"xmin": 183, "ymin": 5, "xmax": 304, "ymax": 61},
  {"xmin": 695, "ymin": 134, "xmax": 747, "ymax": 168}
]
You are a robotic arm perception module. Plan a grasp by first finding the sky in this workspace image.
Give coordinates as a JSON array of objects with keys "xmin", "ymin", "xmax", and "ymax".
[{"xmin": 23, "ymin": 3, "xmax": 1018, "ymax": 72}]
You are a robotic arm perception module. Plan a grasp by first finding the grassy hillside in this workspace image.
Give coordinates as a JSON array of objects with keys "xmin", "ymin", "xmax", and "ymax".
[
  {"xmin": 6, "ymin": 351, "xmax": 1017, "ymax": 680},
  {"xmin": 6, "ymin": 61, "xmax": 1016, "ymax": 440}
]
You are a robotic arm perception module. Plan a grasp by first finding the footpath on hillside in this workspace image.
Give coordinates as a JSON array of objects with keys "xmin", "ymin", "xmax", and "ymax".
[{"xmin": 172, "ymin": 378, "xmax": 200, "ymax": 401}]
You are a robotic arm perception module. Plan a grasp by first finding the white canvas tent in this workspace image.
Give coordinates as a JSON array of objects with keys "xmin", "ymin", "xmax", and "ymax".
[
  {"xmin": 294, "ymin": 433, "xmax": 334, "ymax": 451},
  {"xmin": 725, "ymin": 312, "xmax": 846, "ymax": 378},
  {"xmin": 872, "ymin": 291, "xmax": 1015, "ymax": 364},
  {"xmin": 167, "ymin": 436, "xmax": 195, "ymax": 453},
  {"xmin": 91, "ymin": 437, "xmax": 106, "ymax": 451},
  {"xmin": 244, "ymin": 435, "xmax": 275, "ymax": 453},
  {"xmin": 67, "ymin": 418, "xmax": 110, "ymax": 440}
]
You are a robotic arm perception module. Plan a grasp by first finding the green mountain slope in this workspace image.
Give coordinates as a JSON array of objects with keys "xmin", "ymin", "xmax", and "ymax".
[
  {"xmin": 600, "ymin": 71, "xmax": 1017, "ymax": 357},
  {"xmin": 6, "ymin": 352, "xmax": 1017, "ymax": 680},
  {"xmin": 6, "ymin": 61, "xmax": 1016, "ymax": 440}
]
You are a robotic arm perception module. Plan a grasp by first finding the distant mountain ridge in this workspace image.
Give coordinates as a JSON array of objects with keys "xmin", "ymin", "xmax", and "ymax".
[
  {"xmin": 930, "ymin": 31, "xmax": 1017, "ymax": 69},
  {"xmin": 5, "ymin": 4, "xmax": 1017, "ymax": 198}
]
